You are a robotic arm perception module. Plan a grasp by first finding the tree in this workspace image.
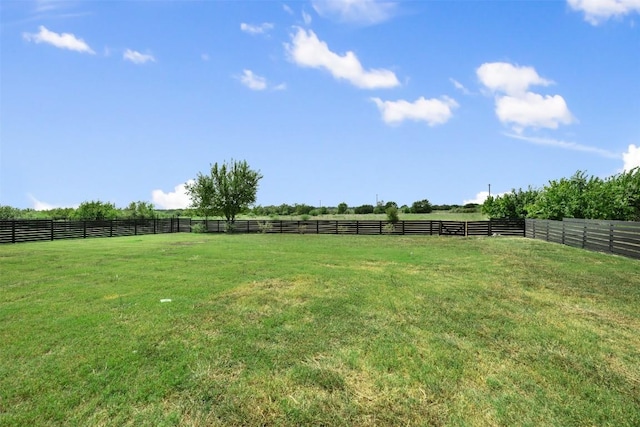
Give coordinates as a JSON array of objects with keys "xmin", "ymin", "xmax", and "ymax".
[
  {"xmin": 73, "ymin": 200, "xmax": 118, "ymax": 220},
  {"xmin": 337, "ymin": 202, "xmax": 348, "ymax": 214},
  {"xmin": 123, "ymin": 201, "xmax": 156, "ymax": 219},
  {"xmin": 411, "ymin": 199, "xmax": 433, "ymax": 214},
  {"xmin": 185, "ymin": 159, "xmax": 263, "ymax": 225}
]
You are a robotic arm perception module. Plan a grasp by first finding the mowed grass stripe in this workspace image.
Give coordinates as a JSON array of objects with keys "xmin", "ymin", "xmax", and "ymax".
[{"xmin": 1, "ymin": 234, "xmax": 638, "ymax": 426}]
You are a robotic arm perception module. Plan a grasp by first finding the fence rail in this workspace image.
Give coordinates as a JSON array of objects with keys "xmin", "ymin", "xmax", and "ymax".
[
  {"xmin": 0, "ymin": 218, "xmax": 191, "ymax": 244},
  {"xmin": 526, "ymin": 218, "xmax": 640, "ymax": 260},
  {"xmin": 192, "ymin": 219, "xmax": 525, "ymax": 237},
  {"xmin": 0, "ymin": 218, "xmax": 524, "ymax": 244}
]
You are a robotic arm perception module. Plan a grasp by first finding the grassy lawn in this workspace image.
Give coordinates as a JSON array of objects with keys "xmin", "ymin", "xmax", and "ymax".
[{"xmin": 1, "ymin": 234, "xmax": 638, "ymax": 426}]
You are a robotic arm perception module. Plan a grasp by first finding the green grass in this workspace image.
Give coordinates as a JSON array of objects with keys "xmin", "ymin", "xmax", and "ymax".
[{"xmin": 1, "ymin": 234, "xmax": 638, "ymax": 426}]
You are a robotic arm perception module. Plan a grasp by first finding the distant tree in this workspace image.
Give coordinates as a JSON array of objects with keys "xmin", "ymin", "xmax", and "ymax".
[
  {"xmin": 0, "ymin": 205, "xmax": 20, "ymax": 219},
  {"xmin": 354, "ymin": 204, "xmax": 374, "ymax": 214},
  {"xmin": 73, "ymin": 201, "xmax": 118, "ymax": 220},
  {"xmin": 123, "ymin": 201, "xmax": 156, "ymax": 219},
  {"xmin": 411, "ymin": 199, "xmax": 433, "ymax": 214},
  {"xmin": 185, "ymin": 159, "xmax": 263, "ymax": 225},
  {"xmin": 337, "ymin": 202, "xmax": 348, "ymax": 214}
]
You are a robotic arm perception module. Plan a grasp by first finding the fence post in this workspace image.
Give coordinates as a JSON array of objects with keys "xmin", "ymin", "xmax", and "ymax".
[
  {"xmin": 356, "ymin": 221, "xmax": 359, "ymax": 235},
  {"xmin": 609, "ymin": 222, "xmax": 614, "ymax": 253},
  {"xmin": 83, "ymin": 221, "xmax": 87, "ymax": 239},
  {"xmin": 134, "ymin": 219, "xmax": 138, "ymax": 236},
  {"xmin": 379, "ymin": 221, "xmax": 382, "ymax": 235},
  {"xmin": 110, "ymin": 220, "xmax": 114, "ymax": 237},
  {"xmin": 12, "ymin": 220, "xmax": 16, "ymax": 243},
  {"xmin": 50, "ymin": 220, "xmax": 54, "ymax": 241}
]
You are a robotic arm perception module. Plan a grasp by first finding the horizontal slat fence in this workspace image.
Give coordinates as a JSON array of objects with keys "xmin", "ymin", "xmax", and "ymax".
[
  {"xmin": 193, "ymin": 219, "xmax": 525, "ymax": 237},
  {"xmin": 0, "ymin": 218, "xmax": 525, "ymax": 244},
  {"xmin": 0, "ymin": 218, "xmax": 190, "ymax": 244},
  {"xmin": 526, "ymin": 218, "xmax": 640, "ymax": 260}
]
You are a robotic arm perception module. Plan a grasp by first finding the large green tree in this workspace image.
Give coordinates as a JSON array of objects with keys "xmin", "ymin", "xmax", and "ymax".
[{"xmin": 186, "ymin": 159, "xmax": 263, "ymax": 225}]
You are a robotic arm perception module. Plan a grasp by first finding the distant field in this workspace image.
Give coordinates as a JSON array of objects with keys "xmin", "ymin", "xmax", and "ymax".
[
  {"xmin": 240, "ymin": 211, "xmax": 488, "ymax": 222},
  {"xmin": 1, "ymin": 234, "xmax": 638, "ymax": 426}
]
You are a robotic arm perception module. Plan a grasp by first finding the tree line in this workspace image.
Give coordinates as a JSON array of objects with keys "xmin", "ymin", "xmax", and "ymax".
[{"xmin": 483, "ymin": 168, "xmax": 640, "ymax": 221}]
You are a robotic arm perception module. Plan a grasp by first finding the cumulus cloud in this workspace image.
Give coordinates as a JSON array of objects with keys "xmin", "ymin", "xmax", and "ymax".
[
  {"xmin": 568, "ymin": 0, "xmax": 640, "ymax": 24},
  {"xmin": 240, "ymin": 22, "xmax": 274, "ymax": 35},
  {"xmin": 496, "ymin": 93, "xmax": 574, "ymax": 131},
  {"xmin": 477, "ymin": 62, "xmax": 552, "ymax": 96},
  {"xmin": 238, "ymin": 69, "xmax": 267, "ymax": 90},
  {"xmin": 152, "ymin": 182, "xmax": 192, "ymax": 209},
  {"xmin": 622, "ymin": 144, "xmax": 640, "ymax": 171},
  {"xmin": 22, "ymin": 25, "xmax": 95, "ymax": 54},
  {"xmin": 371, "ymin": 96, "xmax": 458, "ymax": 126},
  {"xmin": 477, "ymin": 62, "xmax": 574, "ymax": 132},
  {"xmin": 312, "ymin": 0, "xmax": 398, "ymax": 25},
  {"xmin": 285, "ymin": 28, "xmax": 399, "ymax": 89},
  {"xmin": 123, "ymin": 49, "xmax": 155, "ymax": 64}
]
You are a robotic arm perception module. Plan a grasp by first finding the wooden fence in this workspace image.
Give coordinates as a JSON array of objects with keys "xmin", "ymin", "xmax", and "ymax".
[
  {"xmin": 526, "ymin": 218, "xmax": 640, "ymax": 260},
  {"xmin": 192, "ymin": 219, "xmax": 525, "ymax": 237},
  {"xmin": 0, "ymin": 218, "xmax": 191, "ymax": 244},
  {"xmin": 0, "ymin": 218, "xmax": 524, "ymax": 244}
]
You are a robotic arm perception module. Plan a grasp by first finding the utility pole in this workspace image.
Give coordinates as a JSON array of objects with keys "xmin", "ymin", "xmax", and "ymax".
[{"xmin": 488, "ymin": 184, "xmax": 491, "ymax": 198}]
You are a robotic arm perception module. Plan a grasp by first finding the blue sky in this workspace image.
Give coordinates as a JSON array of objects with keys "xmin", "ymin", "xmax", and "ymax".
[{"xmin": 1, "ymin": 0, "xmax": 639, "ymax": 210}]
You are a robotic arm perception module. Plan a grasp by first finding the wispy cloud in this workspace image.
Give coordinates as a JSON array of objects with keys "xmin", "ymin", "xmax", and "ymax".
[
  {"xmin": 371, "ymin": 96, "xmax": 458, "ymax": 126},
  {"xmin": 151, "ymin": 182, "xmax": 192, "ymax": 209},
  {"xmin": 22, "ymin": 25, "xmax": 95, "ymax": 54},
  {"xmin": 240, "ymin": 22, "xmax": 274, "ymax": 35},
  {"xmin": 238, "ymin": 69, "xmax": 267, "ymax": 91},
  {"xmin": 237, "ymin": 69, "xmax": 286, "ymax": 91},
  {"xmin": 568, "ymin": 0, "xmax": 640, "ymax": 25},
  {"xmin": 123, "ymin": 49, "xmax": 155, "ymax": 64},
  {"xmin": 285, "ymin": 28, "xmax": 399, "ymax": 89},
  {"xmin": 504, "ymin": 133, "xmax": 620, "ymax": 159},
  {"xmin": 312, "ymin": 0, "xmax": 398, "ymax": 25},
  {"xmin": 450, "ymin": 78, "xmax": 473, "ymax": 95},
  {"xmin": 28, "ymin": 194, "xmax": 58, "ymax": 210}
]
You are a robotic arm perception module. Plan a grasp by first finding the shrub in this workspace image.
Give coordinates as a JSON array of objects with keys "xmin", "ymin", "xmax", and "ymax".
[{"xmin": 386, "ymin": 206, "xmax": 399, "ymax": 224}]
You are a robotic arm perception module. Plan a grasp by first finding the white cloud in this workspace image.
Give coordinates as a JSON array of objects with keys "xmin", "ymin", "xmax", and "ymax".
[
  {"xmin": 450, "ymin": 78, "xmax": 472, "ymax": 95},
  {"xmin": 496, "ymin": 92, "xmax": 574, "ymax": 131},
  {"xmin": 568, "ymin": 0, "xmax": 640, "ymax": 25},
  {"xmin": 123, "ymin": 49, "xmax": 155, "ymax": 64},
  {"xmin": 283, "ymin": 4, "xmax": 294, "ymax": 15},
  {"xmin": 152, "ymin": 182, "xmax": 192, "ymax": 209},
  {"xmin": 622, "ymin": 144, "xmax": 640, "ymax": 171},
  {"xmin": 240, "ymin": 22, "xmax": 274, "ymax": 35},
  {"xmin": 27, "ymin": 194, "xmax": 57, "ymax": 210},
  {"xmin": 477, "ymin": 62, "xmax": 552, "ymax": 96},
  {"xmin": 463, "ymin": 190, "xmax": 509, "ymax": 205},
  {"xmin": 477, "ymin": 62, "xmax": 574, "ymax": 132},
  {"xmin": 239, "ymin": 69, "xmax": 267, "ymax": 90},
  {"xmin": 22, "ymin": 25, "xmax": 95, "ymax": 54},
  {"xmin": 302, "ymin": 10, "xmax": 313, "ymax": 25},
  {"xmin": 285, "ymin": 28, "xmax": 399, "ymax": 89},
  {"xmin": 371, "ymin": 96, "xmax": 458, "ymax": 126},
  {"xmin": 504, "ymin": 133, "xmax": 621, "ymax": 159},
  {"xmin": 312, "ymin": 0, "xmax": 398, "ymax": 24}
]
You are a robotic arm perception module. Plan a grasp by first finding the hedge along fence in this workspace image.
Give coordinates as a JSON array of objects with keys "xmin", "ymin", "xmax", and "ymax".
[
  {"xmin": 0, "ymin": 218, "xmax": 524, "ymax": 244},
  {"xmin": 192, "ymin": 219, "xmax": 526, "ymax": 237},
  {"xmin": 526, "ymin": 218, "xmax": 640, "ymax": 260},
  {"xmin": 0, "ymin": 218, "xmax": 191, "ymax": 244}
]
